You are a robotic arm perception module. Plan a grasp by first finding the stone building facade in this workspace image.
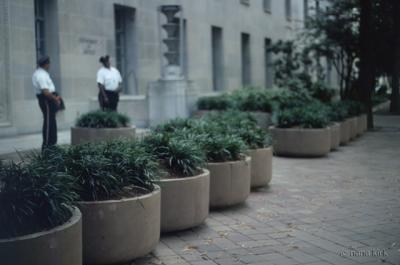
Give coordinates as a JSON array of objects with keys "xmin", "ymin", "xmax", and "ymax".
[{"xmin": 0, "ymin": 0, "xmax": 309, "ymax": 136}]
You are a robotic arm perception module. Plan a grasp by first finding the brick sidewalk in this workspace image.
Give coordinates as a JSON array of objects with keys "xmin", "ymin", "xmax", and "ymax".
[{"xmin": 134, "ymin": 115, "xmax": 400, "ymax": 265}]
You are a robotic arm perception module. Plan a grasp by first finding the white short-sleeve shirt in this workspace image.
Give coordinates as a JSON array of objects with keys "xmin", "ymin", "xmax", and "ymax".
[
  {"xmin": 32, "ymin": 68, "xmax": 56, "ymax": 95},
  {"xmin": 96, "ymin": 66, "xmax": 122, "ymax": 91}
]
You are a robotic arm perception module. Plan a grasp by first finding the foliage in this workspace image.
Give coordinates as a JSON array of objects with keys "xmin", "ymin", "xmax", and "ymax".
[
  {"xmin": 197, "ymin": 132, "xmax": 247, "ymax": 163},
  {"xmin": 277, "ymin": 102, "xmax": 330, "ymax": 129},
  {"xmin": 31, "ymin": 141, "xmax": 158, "ymax": 202},
  {"xmin": 310, "ymin": 81, "xmax": 336, "ymax": 103},
  {"xmin": 197, "ymin": 94, "xmax": 233, "ymax": 111},
  {"xmin": 143, "ymin": 132, "xmax": 205, "ymax": 177},
  {"xmin": 268, "ymin": 89, "xmax": 314, "ymax": 110},
  {"xmin": 328, "ymin": 101, "xmax": 349, "ymax": 122},
  {"xmin": 76, "ymin": 110, "xmax": 130, "ymax": 128},
  {"xmin": 343, "ymin": 100, "xmax": 365, "ymax": 117},
  {"xmin": 231, "ymin": 87, "xmax": 273, "ymax": 112},
  {"xmin": 0, "ymin": 159, "xmax": 76, "ymax": 239}
]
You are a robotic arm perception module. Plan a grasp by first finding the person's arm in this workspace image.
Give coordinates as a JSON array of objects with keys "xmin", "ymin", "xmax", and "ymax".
[
  {"xmin": 42, "ymin": 89, "xmax": 61, "ymax": 105},
  {"xmin": 116, "ymin": 70, "xmax": 123, "ymax": 93},
  {"xmin": 98, "ymin": 83, "xmax": 109, "ymax": 103}
]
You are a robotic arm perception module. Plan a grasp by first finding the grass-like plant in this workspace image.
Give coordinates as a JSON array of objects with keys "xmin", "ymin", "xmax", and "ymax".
[
  {"xmin": 76, "ymin": 110, "xmax": 130, "ymax": 128},
  {"xmin": 277, "ymin": 102, "xmax": 330, "ymax": 129},
  {"xmin": 231, "ymin": 87, "xmax": 273, "ymax": 112},
  {"xmin": 31, "ymin": 141, "xmax": 158, "ymax": 202},
  {"xmin": 328, "ymin": 101, "xmax": 349, "ymax": 122},
  {"xmin": 0, "ymin": 160, "xmax": 76, "ymax": 239},
  {"xmin": 342, "ymin": 100, "xmax": 365, "ymax": 117},
  {"xmin": 197, "ymin": 94, "xmax": 233, "ymax": 111}
]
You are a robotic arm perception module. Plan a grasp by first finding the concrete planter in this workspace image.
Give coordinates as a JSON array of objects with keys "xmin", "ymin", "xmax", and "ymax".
[
  {"xmin": 71, "ymin": 126, "xmax": 136, "ymax": 145},
  {"xmin": 158, "ymin": 170, "xmax": 210, "ymax": 233},
  {"xmin": 339, "ymin": 120, "xmax": 351, "ymax": 145},
  {"xmin": 248, "ymin": 111, "xmax": 271, "ymax": 130},
  {"xmin": 77, "ymin": 188, "xmax": 161, "ymax": 265},
  {"xmin": 0, "ymin": 207, "xmax": 82, "ymax": 265},
  {"xmin": 270, "ymin": 127, "xmax": 331, "ymax": 157},
  {"xmin": 247, "ymin": 147, "xmax": 273, "ymax": 188},
  {"xmin": 347, "ymin": 117, "xmax": 358, "ymax": 140},
  {"xmin": 193, "ymin": 110, "xmax": 221, "ymax": 118},
  {"xmin": 207, "ymin": 156, "xmax": 251, "ymax": 208},
  {"xmin": 329, "ymin": 123, "xmax": 341, "ymax": 150},
  {"xmin": 358, "ymin": 114, "xmax": 367, "ymax": 134}
]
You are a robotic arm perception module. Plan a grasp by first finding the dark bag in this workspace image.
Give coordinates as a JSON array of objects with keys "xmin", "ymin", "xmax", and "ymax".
[{"xmin": 53, "ymin": 92, "xmax": 65, "ymax": 111}]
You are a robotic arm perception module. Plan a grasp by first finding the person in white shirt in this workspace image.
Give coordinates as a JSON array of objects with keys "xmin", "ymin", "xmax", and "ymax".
[
  {"xmin": 96, "ymin": 55, "xmax": 122, "ymax": 111},
  {"xmin": 32, "ymin": 56, "xmax": 62, "ymax": 151}
]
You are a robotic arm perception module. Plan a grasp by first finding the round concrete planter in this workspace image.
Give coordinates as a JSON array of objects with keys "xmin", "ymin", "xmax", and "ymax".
[
  {"xmin": 339, "ymin": 120, "xmax": 351, "ymax": 145},
  {"xmin": 207, "ymin": 156, "xmax": 251, "ymax": 209},
  {"xmin": 347, "ymin": 117, "xmax": 358, "ymax": 140},
  {"xmin": 270, "ymin": 127, "xmax": 331, "ymax": 157},
  {"xmin": 158, "ymin": 170, "xmax": 210, "ymax": 233},
  {"xmin": 247, "ymin": 147, "xmax": 273, "ymax": 188},
  {"xmin": 358, "ymin": 114, "xmax": 367, "ymax": 134},
  {"xmin": 248, "ymin": 111, "xmax": 271, "ymax": 130},
  {"xmin": 329, "ymin": 123, "xmax": 341, "ymax": 150},
  {"xmin": 71, "ymin": 126, "xmax": 136, "ymax": 145},
  {"xmin": 0, "ymin": 207, "xmax": 82, "ymax": 265},
  {"xmin": 77, "ymin": 187, "xmax": 161, "ymax": 265}
]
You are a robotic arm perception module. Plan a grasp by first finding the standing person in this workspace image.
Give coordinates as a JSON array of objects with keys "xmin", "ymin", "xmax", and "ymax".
[
  {"xmin": 32, "ymin": 56, "xmax": 61, "ymax": 151},
  {"xmin": 97, "ymin": 55, "xmax": 122, "ymax": 111}
]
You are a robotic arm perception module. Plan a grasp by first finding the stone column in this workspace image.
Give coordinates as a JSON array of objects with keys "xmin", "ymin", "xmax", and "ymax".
[{"xmin": 0, "ymin": 0, "xmax": 11, "ymax": 126}]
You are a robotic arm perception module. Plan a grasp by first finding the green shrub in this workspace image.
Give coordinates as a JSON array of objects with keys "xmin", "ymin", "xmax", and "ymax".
[
  {"xmin": 197, "ymin": 132, "xmax": 247, "ymax": 163},
  {"xmin": 231, "ymin": 88, "xmax": 273, "ymax": 112},
  {"xmin": 310, "ymin": 82, "xmax": 336, "ymax": 103},
  {"xmin": 153, "ymin": 118, "xmax": 196, "ymax": 134},
  {"xmin": 76, "ymin": 110, "xmax": 130, "ymax": 128},
  {"xmin": 197, "ymin": 94, "xmax": 233, "ymax": 111},
  {"xmin": 270, "ymin": 89, "xmax": 313, "ymax": 110},
  {"xmin": 0, "ymin": 160, "xmax": 76, "ymax": 239},
  {"xmin": 328, "ymin": 101, "xmax": 348, "ymax": 122},
  {"xmin": 343, "ymin": 100, "xmax": 365, "ymax": 117},
  {"xmin": 32, "ymin": 141, "xmax": 158, "ymax": 201},
  {"xmin": 201, "ymin": 111, "xmax": 271, "ymax": 149},
  {"xmin": 277, "ymin": 102, "xmax": 330, "ymax": 129}
]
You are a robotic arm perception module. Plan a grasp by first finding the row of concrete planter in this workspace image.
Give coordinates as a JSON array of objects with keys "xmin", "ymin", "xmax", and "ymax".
[
  {"xmin": 271, "ymin": 114, "xmax": 368, "ymax": 157},
  {"xmin": 1, "ymin": 148, "xmax": 273, "ymax": 265}
]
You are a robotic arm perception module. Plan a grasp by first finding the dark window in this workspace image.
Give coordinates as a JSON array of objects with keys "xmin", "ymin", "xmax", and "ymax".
[
  {"xmin": 240, "ymin": 0, "xmax": 250, "ymax": 6},
  {"xmin": 34, "ymin": 0, "xmax": 46, "ymax": 59},
  {"xmin": 285, "ymin": 0, "xmax": 292, "ymax": 20},
  {"xmin": 211, "ymin": 26, "xmax": 224, "ymax": 91},
  {"xmin": 114, "ymin": 5, "xmax": 136, "ymax": 94},
  {"xmin": 264, "ymin": 0, "xmax": 272, "ymax": 13},
  {"xmin": 265, "ymin": 38, "xmax": 274, "ymax": 88},
  {"xmin": 241, "ymin": 33, "xmax": 251, "ymax": 86}
]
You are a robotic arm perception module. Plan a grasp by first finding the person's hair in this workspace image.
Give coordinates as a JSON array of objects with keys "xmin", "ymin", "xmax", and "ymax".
[{"xmin": 99, "ymin": 55, "xmax": 110, "ymax": 66}]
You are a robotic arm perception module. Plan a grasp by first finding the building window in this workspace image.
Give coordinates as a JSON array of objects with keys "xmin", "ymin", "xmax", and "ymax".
[
  {"xmin": 240, "ymin": 0, "xmax": 250, "ymax": 6},
  {"xmin": 114, "ymin": 5, "xmax": 137, "ymax": 94},
  {"xmin": 265, "ymin": 38, "xmax": 274, "ymax": 89},
  {"xmin": 211, "ymin": 26, "xmax": 224, "ymax": 91},
  {"xmin": 34, "ymin": 0, "xmax": 46, "ymax": 59},
  {"xmin": 241, "ymin": 33, "xmax": 251, "ymax": 87},
  {"xmin": 263, "ymin": 0, "xmax": 272, "ymax": 13},
  {"xmin": 304, "ymin": 0, "xmax": 309, "ymax": 21},
  {"xmin": 285, "ymin": 0, "xmax": 292, "ymax": 20}
]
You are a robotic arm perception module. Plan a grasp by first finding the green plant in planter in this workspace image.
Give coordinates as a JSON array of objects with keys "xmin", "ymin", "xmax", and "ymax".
[
  {"xmin": 197, "ymin": 132, "xmax": 247, "ymax": 163},
  {"xmin": 153, "ymin": 118, "xmax": 196, "ymax": 134},
  {"xmin": 231, "ymin": 87, "xmax": 273, "ymax": 112},
  {"xmin": 277, "ymin": 102, "xmax": 330, "ymax": 129},
  {"xmin": 342, "ymin": 100, "xmax": 365, "ymax": 117},
  {"xmin": 310, "ymin": 81, "xmax": 336, "ymax": 103},
  {"xmin": 197, "ymin": 94, "xmax": 233, "ymax": 111},
  {"xmin": 0, "ymin": 160, "xmax": 76, "ymax": 239},
  {"xmin": 32, "ymin": 141, "xmax": 158, "ymax": 202},
  {"xmin": 76, "ymin": 110, "xmax": 130, "ymax": 128},
  {"xmin": 144, "ymin": 132, "xmax": 205, "ymax": 177},
  {"xmin": 328, "ymin": 101, "xmax": 349, "ymax": 122}
]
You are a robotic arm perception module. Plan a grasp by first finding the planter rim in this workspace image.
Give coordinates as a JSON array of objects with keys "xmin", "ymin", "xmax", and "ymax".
[
  {"xmin": 0, "ymin": 206, "xmax": 81, "ymax": 243},
  {"xmin": 71, "ymin": 126, "xmax": 136, "ymax": 130},
  {"xmin": 329, "ymin": 122, "xmax": 341, "ymax": 127},
  {"xmin": 207, "ymin": 155, "xmax": 251, "ymax": 166},
  {"xmin": 157, "ymin": 169, "xmax": 209, "ymax": 183},
  {"xmin": 270, "ymin": 126, "xmax": 329, "ymax": 132},
  {"xmin": 248, "ymin": 146, "xmax": 273, "ymax": 152},
  {"xmin": 77, "ymin": 185, "xmax": 160, "ymax": 206}
]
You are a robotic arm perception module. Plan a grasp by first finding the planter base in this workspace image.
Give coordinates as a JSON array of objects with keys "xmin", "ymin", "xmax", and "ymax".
[
  {"xmin": 207, "ymin": 157, "xmax": 251, "ymax": 209},
  {"xmin": 0, "ymin": 207, "xmax": 82, "ymax": 265},
  {"xmin": 330, "ymin": 123, "xmax": 340, "ymax": 150},
  {"xmin": 248, "ymin": 147, "xmax": 273, "ymax": 188},
  {"xmin": 71, "ymin": 126, "xmax": 136, "ymax": 145}
]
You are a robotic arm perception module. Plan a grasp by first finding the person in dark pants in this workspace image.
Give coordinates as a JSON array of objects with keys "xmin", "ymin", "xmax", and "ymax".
[
  {"xmin": 32, "ymin": 56, "xmax": 61, "ymax": 151},
  {"xmin": 97, "ymin": 55, "xmax": 122, "ymax": 111}
]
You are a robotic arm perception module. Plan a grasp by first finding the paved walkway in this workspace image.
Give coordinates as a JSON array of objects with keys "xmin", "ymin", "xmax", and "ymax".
[{"xmin": 135, "ymin": 114, "xmax": 400, "ymax": 265}]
